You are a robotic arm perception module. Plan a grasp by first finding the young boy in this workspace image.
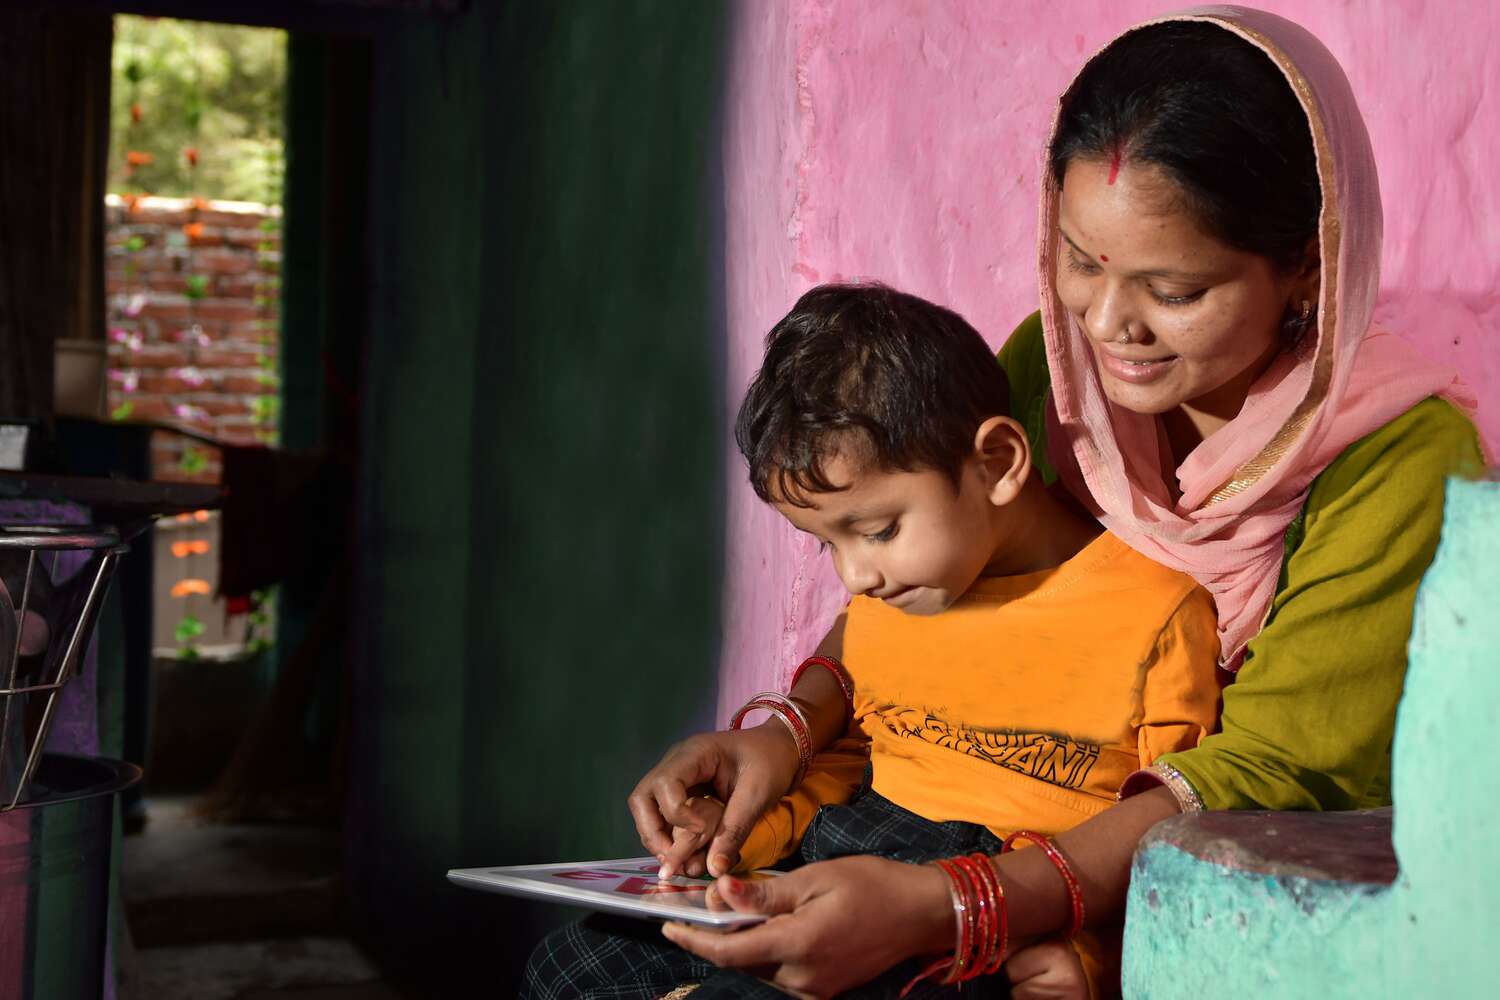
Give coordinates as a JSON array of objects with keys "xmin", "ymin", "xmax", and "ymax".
[{"xmin": 522, "ymin": 284, "xmax": 1219, "ymax": 999}]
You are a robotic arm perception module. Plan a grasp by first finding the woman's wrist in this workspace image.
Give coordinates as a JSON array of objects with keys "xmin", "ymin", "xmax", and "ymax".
[
  {"xmin": 986, "ymin": 846, "xmax": 1073, "ymax": 941},
  {"xmin": 989, "ymin": 786, "xmax": 1183, "ymax": 940},
  {"xmin": 907, "ymin": 859, "xmax": 961, "ymax": 959},
  {"xmin": 748, "ymin": 719, "xmax": 803, "ymax": 787},
  {"xmin": 731, "ymin": 692, "xmax": 814, "ymax": 790},
  {"xmin": 786, "ymin": 664, "xmax": 850, "ymax": 752}
]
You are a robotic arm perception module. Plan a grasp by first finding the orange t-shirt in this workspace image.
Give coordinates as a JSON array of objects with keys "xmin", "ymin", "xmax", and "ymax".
[{"xmin": 739, "ymin": 531, "xmax": 1221, "ymax": 869}]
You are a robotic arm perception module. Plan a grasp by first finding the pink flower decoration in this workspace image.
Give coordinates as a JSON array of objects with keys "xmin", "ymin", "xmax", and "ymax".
[
  {"xmin": 176, "ymin": 325, "xmax": 211, "ymax": 348},
  {"xmin": 170, "ymin": 366, "xmax": 207, "ymax": 387},
  {"xmin": 109, "ymin": 323, "xmax": 144, "ymax": 351},
  {"xmin": 124, "ymin": 293, "xmax": 147, "ymax": 318},
  {"xmin": 173, "ymin": 404, "xmax": 209, "ymax": 422}
]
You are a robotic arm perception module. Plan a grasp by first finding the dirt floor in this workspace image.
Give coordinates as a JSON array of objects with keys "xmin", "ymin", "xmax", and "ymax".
[{"xmin": 120, "ymin": 798, "xmax": 406, "ymax": 1000}]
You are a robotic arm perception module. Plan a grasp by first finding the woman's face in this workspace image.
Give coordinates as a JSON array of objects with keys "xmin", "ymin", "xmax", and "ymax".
[{"xmin": 1054, "ymin": 157, "xmax": 1308, "ymax": 432}]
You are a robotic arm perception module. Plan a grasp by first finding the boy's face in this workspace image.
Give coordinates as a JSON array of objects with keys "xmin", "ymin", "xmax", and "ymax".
[{"xmin": 773, "ymin": 451, "xmax": 1000, "ymax": 616}]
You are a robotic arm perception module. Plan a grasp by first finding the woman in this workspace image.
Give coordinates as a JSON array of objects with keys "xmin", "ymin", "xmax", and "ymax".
[{"xmin": 530, "ymin": 7, "xmax": 1484, "ymax": 998}]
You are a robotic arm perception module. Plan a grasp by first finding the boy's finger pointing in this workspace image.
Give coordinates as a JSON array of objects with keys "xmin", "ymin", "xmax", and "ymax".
[
  {"xmin": 626, "ymin": 789, "xmax": 674, "ymax": 858},
  {"xmin": 706, "ymin": 782, "xmax": 773, "ymax": 876}
]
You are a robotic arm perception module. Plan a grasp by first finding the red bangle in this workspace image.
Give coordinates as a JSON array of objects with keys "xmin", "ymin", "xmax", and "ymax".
[
  {"xmin": 952, "ymin": 855, "xmax": 992, "ymax": 982},
  {"xmin": 728, "ymin": 692, "xmax": 813, "ymax": 790},
  {"xmin": 1002, "ymin": 830, "xmax": 1085, "ymax": 938},
  {"xmin": 789, "ymin": 655, "xmax": 855, "ymax": 724},
  {"xmin": 934, "ymin": 858, "xmax": 974, "ymax": 983},
  {"xmin": 958, "ymin": 853, "xmax": 1007, "ymax": 978},
  {"xmin": 964, "ymin": 853, "xmax": 1008, "ymax": 976}
]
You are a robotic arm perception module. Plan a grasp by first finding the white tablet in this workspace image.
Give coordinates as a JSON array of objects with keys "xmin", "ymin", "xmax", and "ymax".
[{"xmin": 447, "ymin": 856, "xmax": 777, "ymax": 929}]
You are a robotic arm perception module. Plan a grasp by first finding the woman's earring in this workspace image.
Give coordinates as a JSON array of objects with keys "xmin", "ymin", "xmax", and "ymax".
[{"xmin": 1281, "ymin": 299, "xmax": 1314, "ymax": 342}]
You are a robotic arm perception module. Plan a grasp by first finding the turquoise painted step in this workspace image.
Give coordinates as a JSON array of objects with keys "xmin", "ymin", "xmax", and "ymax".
[{"xmin": 1123, "ymin": 477, "xmax": 1500, "ymax": 998}]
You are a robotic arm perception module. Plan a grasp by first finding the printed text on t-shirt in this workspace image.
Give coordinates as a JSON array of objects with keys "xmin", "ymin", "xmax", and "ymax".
[{"xmin": 905, "ymin": 716, "xmax": 1101, "ymax": 790}]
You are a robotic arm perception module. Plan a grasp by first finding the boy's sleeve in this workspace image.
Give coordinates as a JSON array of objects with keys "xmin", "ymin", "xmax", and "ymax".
[
  {"xmin": 1137, "ymin": 584, "xmax": 1221, "ymax": 768},
  {"xmin": 734, "ymin": 731, "xmax": 871, "ymax": 872}
]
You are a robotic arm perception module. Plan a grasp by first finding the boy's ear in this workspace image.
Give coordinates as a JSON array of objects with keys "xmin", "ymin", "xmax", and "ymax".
[{"xmin": 972, "ymin": 416, "xmax": 1030, "ymax": 507}]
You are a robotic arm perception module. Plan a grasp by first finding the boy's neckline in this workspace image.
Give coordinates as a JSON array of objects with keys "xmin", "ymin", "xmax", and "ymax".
[
  {"xmin": 963, "ymin": 530, "xmax": 1122, "ymax": 601},
  {"xmin": 976, "ymin": 477, "xmax": 1104, "ymax": 579}
]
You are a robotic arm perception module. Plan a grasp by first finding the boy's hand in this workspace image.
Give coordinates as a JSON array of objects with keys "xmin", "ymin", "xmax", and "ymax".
[
  {"xmin": 1006, "ymin": 939, "xmax": 1091, "ymax": 1000},
  {"xmin": 628, "ymin": 722, "xmax": 801, "ymax": 878},
  {"xmin": 665, "ymin": 793, "xmax": 726, "ymax": 872}
]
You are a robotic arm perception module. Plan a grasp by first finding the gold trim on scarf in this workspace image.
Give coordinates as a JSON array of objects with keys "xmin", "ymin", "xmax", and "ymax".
[{"xmin": 1188, "ymin": 17, "xmax": 1342, "ymax": 507}]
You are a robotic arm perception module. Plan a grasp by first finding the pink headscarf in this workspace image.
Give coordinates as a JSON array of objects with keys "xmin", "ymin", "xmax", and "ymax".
[{"xmin": 1039, "ymin": 6, "xmax": 1479, "ymax": 668}]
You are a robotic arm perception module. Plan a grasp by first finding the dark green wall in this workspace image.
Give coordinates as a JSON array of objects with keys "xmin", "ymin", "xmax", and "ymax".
[{"xmin": 339, "ymin": 3, "xmax": 728, "ymax": 989}]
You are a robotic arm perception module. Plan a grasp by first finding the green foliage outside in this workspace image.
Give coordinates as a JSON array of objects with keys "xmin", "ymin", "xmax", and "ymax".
[
  {"xmin": 177, "ymin": 446, "xmax": 209, "ymax": 475},
  {"xmin": 111, "ymin": 15, "xmax": 286, "ymax": 203},
  {"xmin": 174, "ymin": 612, "xmax": 205, "ymax": 659},
  {"xmin": 244, "ymin": 588, "xmax": 275, "ymax": 655}
]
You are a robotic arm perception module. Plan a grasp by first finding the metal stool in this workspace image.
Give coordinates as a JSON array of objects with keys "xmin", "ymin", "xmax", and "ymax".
[{"xmin": 0, "ymin": 525, "xmax": 127, "ymax": 809}]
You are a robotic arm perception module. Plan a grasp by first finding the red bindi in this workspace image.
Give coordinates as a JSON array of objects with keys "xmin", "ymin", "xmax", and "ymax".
[
  {"xmin": 1107, "ymin": 147, "xmax": 1122, "ymax": 185},
  {"xmin": 1099, "ymin": 254, "xmax": 1109, "ymax": 262}
]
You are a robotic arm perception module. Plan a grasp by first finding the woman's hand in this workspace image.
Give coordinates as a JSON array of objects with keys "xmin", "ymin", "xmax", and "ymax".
[
  {"xmin": 661, "ymin": 855, "xmax": 953, "ymax": 998},
  {"xmin": 628, "ymin": 722, "xmax": 800, "ymax": 878}
]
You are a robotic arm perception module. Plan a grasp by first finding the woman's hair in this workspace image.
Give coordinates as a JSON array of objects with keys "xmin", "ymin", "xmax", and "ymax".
[
  {"xmin": 735, "ymin": 283, "xmax": 1010, "ymax": 507},
  {"xmin": 1049, "ymin": 21, "xmax": 1320, "ymax": 271}
]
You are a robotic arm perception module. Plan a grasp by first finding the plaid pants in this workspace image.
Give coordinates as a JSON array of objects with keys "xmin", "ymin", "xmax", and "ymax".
[{"xmin": 519, "ymin": 774, "xmax": 1011, "ymax": 999}]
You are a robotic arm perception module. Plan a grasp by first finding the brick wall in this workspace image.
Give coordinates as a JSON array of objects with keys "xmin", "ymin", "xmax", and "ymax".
[{"xmin": 104, "ymin": 194, "xmax": 281, "ymax": 483}]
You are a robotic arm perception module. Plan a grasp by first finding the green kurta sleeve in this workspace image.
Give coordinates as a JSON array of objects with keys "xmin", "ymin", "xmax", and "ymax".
[
  {"xmin": 997, "ymin": 312, "xmax": 1057, "ymax": 484},
  {"xmin": 996, "ymin": 312, "xmax": 1486, "ymax": 812},
  {"xmin": 1159, "ymin": 398, "xmax": 1483, "ymax": 810}
]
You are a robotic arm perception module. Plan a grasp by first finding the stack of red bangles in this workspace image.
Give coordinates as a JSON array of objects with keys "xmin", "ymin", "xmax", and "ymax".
[
  {"xmin": 903, "ymin": 831, "xmax": 1085, "ymax": 995},
  {"xmin": 728, "ymin": 691, "xmax": 814, "ymax": 788},
  {"xmin": 728, "ymin": 655, "xmax": 857, "ymax": 792},
  {"xmin": 906, "ymin": 852, "xmax": 1008, "ymax": 992}
]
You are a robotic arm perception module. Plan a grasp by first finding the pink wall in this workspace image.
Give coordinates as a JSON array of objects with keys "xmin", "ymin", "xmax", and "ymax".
[{"xmin": 717, "ymin": 1, "xmax": 1500, "ymax": 712}]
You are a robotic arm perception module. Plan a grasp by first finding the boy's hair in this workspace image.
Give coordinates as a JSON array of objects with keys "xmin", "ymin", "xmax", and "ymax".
[{"xmin": 735, "ymin": 283, "xmax": 1011, "ymax": 507}]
